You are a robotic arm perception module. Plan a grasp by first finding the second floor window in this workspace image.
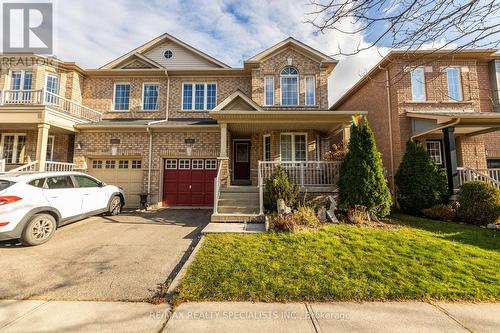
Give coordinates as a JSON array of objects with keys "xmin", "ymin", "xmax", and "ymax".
[
  {"xmin": 446, "ymin": 68, "xmax": 462, "ymax": 101},
  {"xmin": 182, "ymin": 83, "xmax": 217, "ymax": 111},
  {"xmin": 281, "ymin": 66, "xmax": 298, "ymax": 106},
  {"xmin": 305, "ymin": 76, "xmax": 315, "ymax": 105},
  {"xmin": 142, "ymin": 83, "xmax": 159, "ymax": 111},
  {"xmin": 264, "ymin": 76, "xmax": 274, "ymax": 105},
  {"xmin": 11, "ymin": 71, "xmax": 32, "ymax": 101},
  {"xmin": 46, "ymin": 73, "xmax": 59, "ymax": 103},
  {"xmin": 114, "ymin": 83, "xmax": 130, "ymax": 111},
  {"xmin": 410, "ymin": 67, "xmax": 426, "ymax": 101}
]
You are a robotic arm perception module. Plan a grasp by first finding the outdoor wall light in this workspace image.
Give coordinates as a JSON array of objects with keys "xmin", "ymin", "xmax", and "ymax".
[{"xmin": 77, "ymin": 141, "xmax": 83, "ymax": 149}]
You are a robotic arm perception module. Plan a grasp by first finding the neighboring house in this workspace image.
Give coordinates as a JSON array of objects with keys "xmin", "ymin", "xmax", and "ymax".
[
  {"xmin": 331, "ymin": 50, "xmax": 500, "ymax": 194},
  {"xmin": 0, "ymin": 33, "xmax": 360, "ymax": 218}
]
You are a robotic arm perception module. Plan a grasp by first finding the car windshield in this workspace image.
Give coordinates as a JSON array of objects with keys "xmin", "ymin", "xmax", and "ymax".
[{"xmin": 0, "ymin": 180, "xmax": 13, "ymax": 191}]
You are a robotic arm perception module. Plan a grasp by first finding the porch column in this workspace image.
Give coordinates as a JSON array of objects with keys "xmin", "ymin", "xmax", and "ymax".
[
  {"xmin": 36, "ymin": 123, "xmax": 50, "ymax": 171},
  {"xmin": 220, "ymin": 123, "xmax": 228, "ymax": 158},
  {"xmin": 442, "ymin": 127, "xmax": 459, "ymax": 194}
]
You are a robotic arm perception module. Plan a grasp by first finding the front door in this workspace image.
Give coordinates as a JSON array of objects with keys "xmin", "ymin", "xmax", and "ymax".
[{"xmin": 233, "ymin": 141, "xmax": 250, "ymax": 181}]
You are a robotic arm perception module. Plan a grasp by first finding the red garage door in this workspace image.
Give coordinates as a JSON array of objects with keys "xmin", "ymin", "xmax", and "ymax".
[{"xmin": 162, "ymin": 158, "xmax": 218, "ymax": 207}]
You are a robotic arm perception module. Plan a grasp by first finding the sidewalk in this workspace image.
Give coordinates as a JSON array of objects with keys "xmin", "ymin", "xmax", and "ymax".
[
  {"xmin": 0, "ymin": 300, "xmax": 169, "ymax": 333},
  {"xmin": 164, "ymin": 301, "xmax": 500, "ymax": 333}
]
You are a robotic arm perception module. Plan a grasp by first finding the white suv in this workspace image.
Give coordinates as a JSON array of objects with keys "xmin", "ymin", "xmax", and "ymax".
[{"xmin": 0, "ymin": 172, "xmax": 124, "ymax": 246}]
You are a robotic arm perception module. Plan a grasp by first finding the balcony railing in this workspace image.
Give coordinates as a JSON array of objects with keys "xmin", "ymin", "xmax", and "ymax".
[{"xmin": 0, "ymin": 89, "xmax": 102, "ymax": 122}]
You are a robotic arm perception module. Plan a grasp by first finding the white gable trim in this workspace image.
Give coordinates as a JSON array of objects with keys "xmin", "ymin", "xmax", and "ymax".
[
  {"xmin": 101, "ymin": 32, "xmax": 230, "ymax": 69},
  {"xmin": 211, "ymin": 90, "xmax": 263, "ymax": 112}
]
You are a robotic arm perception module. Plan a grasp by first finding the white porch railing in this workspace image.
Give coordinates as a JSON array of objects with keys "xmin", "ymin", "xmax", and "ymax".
[
  {"xmin": 213, "ymin": 164, "xmax": 223, "ymax": 214},
  {"xmin": 45, "ymin": 161, "xmax": 75, "ymax": 172},
  {"xmin": 457, "ymin": 167, "xmax": 500, "ymax": 189},
  {"xmin": 258, "ymin": 161, "xmax": 342, "ymax": 215},
  {"xmin": 479, "ymin": 168, "xmax": 500, "ymax": 182},
  {"xmin": 0, "ymin": 89, "xmax": 102, "ymax": 122},
  {"xmin": 8, "ymin": 161, "xmax": 38, "ymax": 173}
]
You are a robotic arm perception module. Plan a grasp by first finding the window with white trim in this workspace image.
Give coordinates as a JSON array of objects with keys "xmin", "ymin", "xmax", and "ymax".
[
  {"xmin": 280, "ymin": 133, "xmax": 307, "ymax": 161},
  {"xmin": 179, "ymin": 159, "xmax": 190, "ymax": 169},
  {"xmin": 132, "ymin": 160, "xmax": 142, "ymax": 169},
  {"xmin": 446, "ymin": 68, "xmax": 462, "ymax": 101},
  {"xmin": 11, "ymin": 71, "xmax": 32, "ymax": 101},
  {"xmin": 426, "ymin": 141, "xmax": 443, "ymax": 166},
  {"xmin": 305, "ymin": 76, "xmax": 315, "ymax": 105},
  {"xmin": 105, "ymin": 160, "xmax": 116, "ymax": 169},
  {"xmin": 182, "ymin": 83, "xmax": 217, "ymax": 111},
  {"xmin": 205, "ymin": 159, "xmax": 217, "ymax": 169},
  {"xmin": 280, "ymin": 67, "xmax": 299, "ymax": 106},
  {"xmin": 142, "ymin": 83, "xmax": 159, "ymax": 111},
  {"xmin": 263, "ymin": 134, "xmax": 271, "ymax": 161},
  {"xmin": 92, "ymin": 160, "xmax": 103, "ymax": 169},
  {"xmin": 119, "ymin": 160, "xmax": 129, "ymax": 169},
  {"xmin": 45, "ymin": 73, "xmax": 59, "ymax": 104},
  {"xmin": 46, "ymin": 135, "xmax": 54, "ymax": 161},
  {"xmin": 410, "ymin": 67, "xmax": 426, "ymax": 101},
  {"xmin": 192, "ymin": 159, "xmax": 204, "ymax": 169},
  {"xmin": 113, "ymin": 83, "xmax": 130, "ymax": 111},
  {"xmin": 0, "ymin": 134, "xmax": 26, "ymax": 164},
  {"xmin": 165, "ymin": 159, "xmax": 177, "ymax": 169},
  {"xmin": 264, "ymin": 76, "xmax": 274, "ymax": 105}
]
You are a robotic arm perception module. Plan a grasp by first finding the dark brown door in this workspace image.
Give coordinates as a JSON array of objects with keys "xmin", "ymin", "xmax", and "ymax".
[{"xmin": 233, "ymin": 141, "xmax": 250, "ymax": 180}]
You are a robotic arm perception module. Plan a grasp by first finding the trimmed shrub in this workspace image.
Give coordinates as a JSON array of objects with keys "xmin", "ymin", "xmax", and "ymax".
[
  {"xmin": 395, "ymin": 140, "xmax": 448, "ymax": 215},
  {"xmin": 338, "ymin": 120, "xmax": 392, "ymax": 217},
  {"xmin": 456, "ymin": 181, "xmax": 500, "ymax": 225},
  {"xmin": 422, "ymin": 204, "xmax": 456, "ymax": 222},
  {"xmin": 264, "ymin": 166, "xmax": 299, "ymax": 212}
]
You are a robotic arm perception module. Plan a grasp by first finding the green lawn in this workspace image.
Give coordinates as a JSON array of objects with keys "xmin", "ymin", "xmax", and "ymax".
[{"xmin": 174, "ymin": 214, "xmax": 500, "ymax": 303}]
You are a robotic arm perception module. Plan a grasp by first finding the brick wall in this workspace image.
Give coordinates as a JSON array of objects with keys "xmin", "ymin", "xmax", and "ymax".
[
  {"xmin": 251, "ymin": 48, "xmax": 330, "ymax": 109},
  {"xmin": 167, "ymin": 76, "xmax": 251, "ymax": 118},
  {"xmin": 82, "ymin": 77, "xmax": 168, "ymax": 119}
]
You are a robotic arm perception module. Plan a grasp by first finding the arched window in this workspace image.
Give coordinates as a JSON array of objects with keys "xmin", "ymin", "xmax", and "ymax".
[{"xmin": 280, "ymin": 66, "xmax": 298, "ymax": 105}]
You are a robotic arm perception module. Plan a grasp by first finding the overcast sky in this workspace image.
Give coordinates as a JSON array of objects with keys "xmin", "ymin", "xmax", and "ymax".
[{"xmin": 48, "ymin": 0, "xmax": 388, "ymax": 105}]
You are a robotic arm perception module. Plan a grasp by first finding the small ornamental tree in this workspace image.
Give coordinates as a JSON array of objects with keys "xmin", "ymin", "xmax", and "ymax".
[
  {"xmin": 338, "ymin": 120, "xmax": 392, "ymax": 217},
  {"xmin": 395, "ymin": 140, "xmax": 448, "ymax": 215}
]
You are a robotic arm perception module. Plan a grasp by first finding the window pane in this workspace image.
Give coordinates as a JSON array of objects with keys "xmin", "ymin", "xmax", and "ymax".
[
  {"xmin": 194, "ymin": 84, "xmax": 205, "ymax": 110},
  {"xmin": 305, "ymin": 76, "xmax": 315, "ymax": 105},
  {"xmin": 132, "ymin": 160, "xmax": 142, "ymax": 169},
  {"xmin": 264, "ymin": 77, "xmax": 274, "ymax": 105},
  {"xmin": 114, "ymin": 84, "xmax": 130, "ymax": 110},
  {"xmin": 183, "ymin": 84, "xmax": 193, "ymax": 110},
  {"xmin": 236, "ymin": 144, "xmax": 248, "ymax": 162},
  {"xmin": 45, "ymin": 74, "xmax": 59, "ymax": 103},
  {"xmin": 165, "ymin": 159, "xmax": 177, "ymax": 169},
  {"xmin": 29, "ymin": 178, "xmax": 45, "ymax": 188},
  {"xmin": 105, "ymin": 160, "xmax": 116, "ymax": 169},
  {"xmin": 426, "ymin": 141, "xmax": 442, "ymax": 165},
  {"xmin": 47, "ymin": 176, "xmax": 74, "ymax": 189},
  {"xmin": 143, "ymin": 84, "xmax": 159, "ymax": 110},
  {"xmin": 447, "ymin": 68, "xmax": 462, "ymax": 101},
  {"xmin": 280, "ymin": 135, "xmax": 292, "ymax": 161},
  {"xmin": 15, "ymin": 135, "xmax": 26, "ymax": 163},
  {"xmin": 207, "ymin": 84, "xmax": 216, "ymax": 110},
  {"xmin": 264, "ymin": 135, "xmax": 271, "ymax": 161},
  {"xmin": 205, "ymin": 159, "xmax": 217, "ymax": 169},
  {"xmin": 46, "ymin": 136, "xmax": 54, "ymax": 161},
  {"xmin": 92, "ymin": 160, "xmax": 103, "ymax": 169},
  {"xmin": 281, "ymin": 77, "xmax": 298, "ymax": 105},
  {"xmin": 2, "ymin": 135, "xmax": 15, "ymax": 163},
  {"xmin": 119, "ymin": 160, "xmax": 129, "ymax": 169},
  {"xmin": 411, "ymin": 68, "xmax": 425, "ymax": 101},
  {"xmin": 294, "ymin": 135, "xmax": 306, "ymax": 161},
  {"xmin": 11, "ymin": 72, "xmax": 22, "ymax": 90},
  {"xmin": 75, "ymin": 175, "xmax": 100, "ymax": 188},
  {"xmin": 192, "ymin": 159, "xmax": 204, "ymax": 169},
  {"xmin": 23, "ymin": 72, "xmax": 33, "ymax": 101},
  {"xmin": 179, "ymin": 160, "xmax": 190, "ymax": 169}
]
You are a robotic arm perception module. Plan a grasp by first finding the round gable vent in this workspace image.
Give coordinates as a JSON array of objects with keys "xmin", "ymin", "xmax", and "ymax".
[{"xmin": 164, "ymin": 50, "xmax": 173, "ymax": 59}]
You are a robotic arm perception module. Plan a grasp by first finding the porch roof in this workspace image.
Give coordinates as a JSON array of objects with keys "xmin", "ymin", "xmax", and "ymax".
[
  {"xmin": 210, "ymin": 110, "xmax": 366, "ymax": 133},
  {"xmin": 407, "ymin": 111, "xmax": 500, "ymax": 137}
]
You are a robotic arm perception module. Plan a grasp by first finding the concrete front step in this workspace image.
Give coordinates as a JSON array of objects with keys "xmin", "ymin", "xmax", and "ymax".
[
  {"xmin": 220, "ymin": 186, "xmax": 259, "ymax": 193},
  {"xmin": 218, "ymin": 198, "xmax": 259, "ymax": 205},
  {"xmin": 211, "ymin": 214, "xmax": 264, "ymax": 223},
  {"xmin": 218, "ymin": 206, "xmax": 260, "ymax": 214}
]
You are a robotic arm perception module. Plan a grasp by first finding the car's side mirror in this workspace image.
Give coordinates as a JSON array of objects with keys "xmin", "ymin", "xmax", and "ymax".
[{"xmin": 98, "ymin": 182, "xmax": 104, "ymax": 187}]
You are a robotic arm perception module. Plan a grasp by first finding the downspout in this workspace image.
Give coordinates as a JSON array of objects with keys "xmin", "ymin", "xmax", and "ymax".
[
  {"xmin": 147, "ymin": 127, "xmax": 153, "ymax": 199},
  {"xmin": 410, "ymin": 118, "xmax": 461, "ymax": 141},
  {"xmin": 383, "ymin": 68, "xmax": 396, "ymax": 195},
  {"xmin": 165, "ymin": 75, "xmax": 170, "ymax": 121}
]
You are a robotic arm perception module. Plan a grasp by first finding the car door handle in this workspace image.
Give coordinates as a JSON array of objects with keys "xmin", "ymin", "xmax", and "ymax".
[
  {"xmin": 83, "ymin": 193, "xmax": 90, "ymax": 196},
  {"xmin": 49, "ymin": 196, "xmax": 59, "ymax": 199}
]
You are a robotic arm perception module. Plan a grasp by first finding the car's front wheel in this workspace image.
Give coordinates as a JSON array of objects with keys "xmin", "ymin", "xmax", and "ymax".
[
  {"xmin": 20, "ymin": 213, "xmax": 57, "ymax": 246},
  {"xmin": 107, "ymin": 196, "xmax": 122, "ymax": 216}
]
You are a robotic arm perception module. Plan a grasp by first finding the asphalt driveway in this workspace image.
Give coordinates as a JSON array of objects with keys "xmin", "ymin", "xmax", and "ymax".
[{"xmin": 0, "ymin": 209, "xmax": 209, "ymax": 302}]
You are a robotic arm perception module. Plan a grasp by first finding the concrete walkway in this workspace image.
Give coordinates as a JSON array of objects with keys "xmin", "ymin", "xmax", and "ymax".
[
  {"xmin": 0, "ymin": 300, "xmax": 169, "ymax": 333},
  {"xmin": 164, "ymin": 301, "xmax": 500, "ymax": 333},
  {"xmin": 202, "ymin": 222, "xmax": 266, "ymax": 234}
]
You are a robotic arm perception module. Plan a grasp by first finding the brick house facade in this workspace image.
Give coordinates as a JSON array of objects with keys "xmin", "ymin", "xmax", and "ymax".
[{"xmin": 332, "ymin": 50, "xmax": 500, "ymax": 193}]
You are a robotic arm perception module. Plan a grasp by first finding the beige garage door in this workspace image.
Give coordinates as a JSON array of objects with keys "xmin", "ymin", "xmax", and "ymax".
[{"xmin": 88, "ymin": 159, "xmax": 143, "ymax": 208}]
